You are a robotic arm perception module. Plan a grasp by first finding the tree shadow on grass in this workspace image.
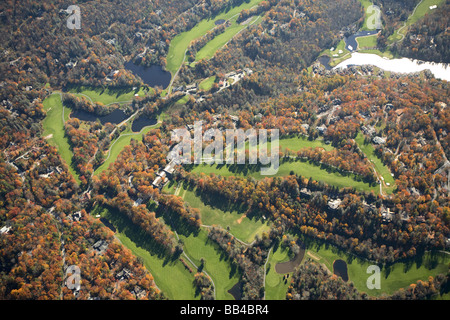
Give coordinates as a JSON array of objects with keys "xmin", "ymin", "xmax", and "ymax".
[
  {"xmin": 100, "ymin": 205, "xmax": 179, "ymax": 266},
  {"xmin": 156, "ymin": 205, "xmax": 200, "ymax": 238}
]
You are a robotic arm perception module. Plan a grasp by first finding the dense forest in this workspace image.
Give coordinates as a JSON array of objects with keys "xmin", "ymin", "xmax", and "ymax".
[{"xmin": 0, "ymin": 0, "xmax": 449, "ymax": 301}]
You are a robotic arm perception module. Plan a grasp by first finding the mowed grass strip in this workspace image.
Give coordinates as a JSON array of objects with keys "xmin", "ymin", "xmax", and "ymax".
[
  {"xmin": 265, "ymin": 246, "xmax": 292, "ymax": 300},
  {"xmin": 42, "ymin": 93, "xmax": 80, "ymax": 184},
  {"xmin": 93, "ymin": 205, "xmax": 198, "ymax": 300},
  {"xmin": 179, "ymin": 229, "xmax": 240, "ymax": 300},
  {"xmin": 68, "ymin": 85, "xmax": 149, "ymax": 105},
  {"xmin": 166, "ymin": 0, "xmax": 264, "ymax": 75},
  {"xmin": 355, "ymin": 133, "xmax": 396, "ymax": 193},
  {"xmin": 190, "ymin": 160, "xmax": 379, "ymax": 193},
  {"xmin": 194, "ymin": 16, "xmax": 260, "ymax": 62},
  {"xmin": 186, "ymin": 135, "xmax": 377, "ymax": 193}
]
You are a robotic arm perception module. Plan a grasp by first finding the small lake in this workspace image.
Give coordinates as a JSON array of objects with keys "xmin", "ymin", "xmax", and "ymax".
[
  {"xmin": 227, "ymin": 282, "xmax": 241, "ymax": 300},
  {"xmin": 334, "ymin": 52, "xmax": 450, "ymax": 81},
  {"xmin": 71, "ymin": 108, "xmax": 129, "ymax": 125},
  {"xmin": 215, "ymin": 19, "xmax": 226, "ymax": 25},
  {"xmin": 318, "ymin": 55, "xmax": 332, "ymax": 70},
  {"xmin": 132, "ymin": 116, "xmax": 157, "ymax": 132},
  {"xmin": 333, "ymin": 259, "xmax": 349, "ymax": 282},
  {"xmin": 345, "ymin": 30, "xmax": 380, "ymax": 51},
  {"xmin": 124, "ymin": 61, "xmax": 172, "ymax": 89},
  {"xmin": 275, "ymin": 241, "xmax": 306, "ymax": 274}
]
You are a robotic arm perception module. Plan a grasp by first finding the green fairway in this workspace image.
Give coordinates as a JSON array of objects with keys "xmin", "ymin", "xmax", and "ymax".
[
  {"xmin": 278, "ymin": 135, "xmax": 334, "ymax": 152},
  {"xmin": 68, "ymin": 86, "xmax": 149, "ymax": 105},
  {"xmin": 358, "ymin": 0, "xmax": 375, "ymax": 31},
  {"xmin": 388, "ymin": 0, "xmax": 445, "ymax": 44},
  {"xmin": 42, "ymin": 93, "xmax": 80, "ymax": 184},
  {"xmin": 319, "ymin": 39, "xmax": 351, "ymax": 67},
  {"xmin": 166, "ymin": 182, "xmax": 271, "ymax": 243},
  {"xmin": 190, "ymin": 159, "xmax": 379, "ymax": 193},
  {"xmin": 357, "ymin": 34, "xmax": 378, "ymax": 49},
  {"xmin": 166, "ymin": 0, "xmax": 264, "ymax": 75},
  {"xmin": 93, "ymin": 206, "xmax": 198, "ymax": 300},
  {"xmin": 194, "ymin": 15, "xmax": 261, "ymax": 62},
  {"xmin": 94, "ymin": 126, "xmax": 155, "ymax": 176},
  {"xmin": 265, "ymin": 246, "xmax": 292, "ymax": 300},
  {"xmin": 302, "ymin": 237, "xmax": 450, "ymax": 297},
  {"xmin": 355, "ymin": 133, "xmax": 396, "ymax": 194},
  {"xmin": 179, "ymin": 229, "xmax": 240, "ymax": 300}
]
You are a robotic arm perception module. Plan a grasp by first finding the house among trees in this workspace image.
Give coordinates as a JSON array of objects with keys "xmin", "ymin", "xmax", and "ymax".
[
  {"xmin": 0, "ymin": 226, "xmax": 11, "ymax": 234},
  {"xmin": 380, "ymin": 207, "xmax": 393, "ymax": 222},
  {"xmin": 327, "ymin": 199, "xmax": 342, "ymax": 211},
  {"xmin": 131, "ymin": 286, "xmax": 146, "ymax": 299},
  {"xmin": 163, "ymin": 160, "xmax": 177, "ymax": 176},
  {"xmin": 116, "ymin": 268, "xmax": 132, "ymax": 281},
  {"xmin": 92, "ymin": 240, "xmax": 108, "ymax": 254},
  {"xmin": 316, "ymin": 125, "xmax": 327, "ymax": 135},
  {"xmin": 373, "ymin": 136, "xmax": 386, "ymax": 145},
  {"xmin": 72, "ymin": 211, "xmax": 82, "ymax": 222},
  {"xmin": 230, "ymin": 115, "xmax": 239, "ymax": 122},
  {"xmin": 300, "ymin": 188, "xmax": 312, "ymax": 198},
  {"xmin": 185, "ymin": 84, "xmax": 198, "ymax": 94}
]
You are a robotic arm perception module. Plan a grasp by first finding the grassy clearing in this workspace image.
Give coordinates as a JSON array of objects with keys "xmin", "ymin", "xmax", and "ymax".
[
  {"xmin": 301, "ymin": 236, "xmax": 450, "ymax": 297},
  {"xmin": 199, "ymin": 76, "xmax": 217, "ymax": 91},
  {"xmin": 355, "ymin": 133, "xmax": 396, "ymax": 194},
  {"xmin": 68, "ymin": 85, "xmax": 149, "ymax": 105},
  {"xmin": 93, "ymin": 205, "xmax": 198, "ymax": 300},
  {"xmin": 179, "ymin": 229, "xmax": 240, "ymax": 300},
  {"xmin": 176, "ymin": 95, "xmax": 191, "ymax": 105},
  {"xmin": 265, "ymin": 246, "xmax": 291, "ymax": 300},
  {"xmin": 357, "ymin": 34, "xmax": 378, "ymax": 49},
  {"xmin": 42, "ymin": 93, "xmax": 80, "ymax": 184},
  {"xmin": 166, "ymin": 0, "xmax": 264, "ymax": 75}
]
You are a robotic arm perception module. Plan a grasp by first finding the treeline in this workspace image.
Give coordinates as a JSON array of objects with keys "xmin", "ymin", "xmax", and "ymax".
[{"xmin": 179, "ymin": 171, "xmax": 448, "ymax": 264}]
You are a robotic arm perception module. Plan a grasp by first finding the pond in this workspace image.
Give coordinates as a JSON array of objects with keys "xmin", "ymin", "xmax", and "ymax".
[
  {"xmin": 275, "ymin": 242, "xmax": 306, "ymax": 274},
  {"xmin": 334, "ymin": 52, "xmax": 450, "ymax": 81},
  {"xmin": 345, "ymin": 30, "xmax": 380, "ymax": 51},
  {"xmin": 333, "ymin": 259, "xmax": 349, "ymax": 282},
  {"xmin": 215, "ymin": 19, "xmax": 226, "ymax": 25},
  {"xmin": 124, "ymin": 61, "xmax": 172, "ymax": 89},
  {"xmin": 227, "ymin": 282, "xmax": 241, "ymax": 300},
  {"xmin": 132, "ymin": 116, "xmax": 158, "ymax": 132},
  {"xmin": 71, "ymin": 108, "xmax": 129, "ymax": 125},
  {"xmin": 318, "ymin": 55, "xmax": 332, "ymax": 70}
]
